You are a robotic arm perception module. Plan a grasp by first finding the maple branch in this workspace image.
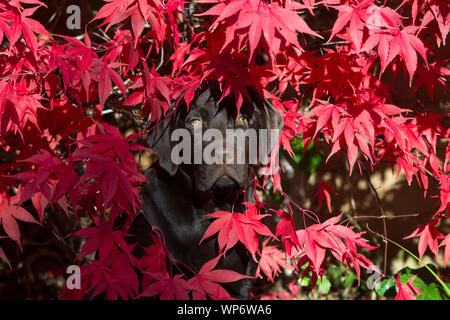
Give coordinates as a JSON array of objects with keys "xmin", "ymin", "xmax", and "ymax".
[
  {"xmin": 362, "ymin": 165, "xmax": 388, "ymax": 274},
  {"xmin": 361, "ymin": 158, "xmax": 439, "ymax": 182},
  {"xmin": 48, "ymin": 0, "xmax": 69, "ymax": 32},
  {"xmin": 53, "ymin": 68, "xmax": 146, "ymax": 130},
  {"xmin": 351, "ymin": 213, "xmax": 420, "ymax": 220},
  {"xmin": 412, "ymin": 160, "xmax": 440, "ymax": 182},
  {"xmin": 277, "ymin": 189, "xmax": 321, "ymax": 224},
  {"xmin": 91, "ymin": 27, "xmax": 113, "ymax": 43},
  {"xmin": 104, "ymin": 103, "xmax": 147, "ymax": 131},
  {"xmin": 344, "ymin": 157, "xmax": 357, "ymax": 217},
  {"xmin": 308, "ymin": 40, "xmax": 350, "ymax": 50},
  {"xmin": 156, "ymin": 46, "xmax": 165, "ymax": 72},
  {"xmin": 0, "ymin": 71, "xmax": 47, "ymax": 81}
]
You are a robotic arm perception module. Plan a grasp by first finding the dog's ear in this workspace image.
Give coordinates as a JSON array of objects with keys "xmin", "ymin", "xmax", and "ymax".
[
  {"xmin": 260, "ymin": 99, "xmax": 283, "ymax": 163},
  {"xmin": 246, "ymin": 87, "xmax": 283, "ymax": 133},
  {"xmin": 250, "ymin": 90, "xmax": 283, "ymax": 160},
  {"xmin": 261, "ymin": 99, "xmax": 283, "ymax": 133},
  {"xmin": 147, "ymin": 117, "xmax": 178, "ymax": 176}
]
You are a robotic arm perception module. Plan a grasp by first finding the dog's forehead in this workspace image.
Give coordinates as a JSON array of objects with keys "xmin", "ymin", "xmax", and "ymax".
[
  {"xmin": 193, "ymin": 87, "xmax": 218, "ymax": 109},
  {"xmin": 191, "ymin": 87, "xmax": 229, "ymax": 117},
  {"xmin": 191, "ymin": 87, "xmax": 255, "ymax": 117}
]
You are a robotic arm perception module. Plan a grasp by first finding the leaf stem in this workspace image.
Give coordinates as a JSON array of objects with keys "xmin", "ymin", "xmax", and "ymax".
[{"xmin": 366, "ymin": 224, "xmax": 450, "ymax": 298}]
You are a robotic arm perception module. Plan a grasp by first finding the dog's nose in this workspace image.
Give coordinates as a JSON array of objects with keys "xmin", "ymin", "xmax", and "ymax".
[
  {"xmin": 213, "ymin": 175, "xmax": 239, "ymax": 195},
  {"xmin": 215, "ymin": 175, "xmax": 237, "ymax": 187},
  {"xmin": 213, "ymin": 175, "xmax": 240, "ymax": 202}
]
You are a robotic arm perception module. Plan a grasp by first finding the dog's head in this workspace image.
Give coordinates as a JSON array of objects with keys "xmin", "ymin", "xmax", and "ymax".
[{"xmin": 147, "ymin": 82, "xmax": 283, "ymax": 197}]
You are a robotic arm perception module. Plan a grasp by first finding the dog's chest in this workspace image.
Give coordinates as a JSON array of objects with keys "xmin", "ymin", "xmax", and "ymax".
[{"xmin": 141, "ymin": 169, "xmax": 226, "ymax": 267}]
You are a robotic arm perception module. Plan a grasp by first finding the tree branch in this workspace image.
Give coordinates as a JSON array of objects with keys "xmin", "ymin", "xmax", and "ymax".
[{"xmin": 363, "ymin": 164, "xmax": 388, "ymax": 274}]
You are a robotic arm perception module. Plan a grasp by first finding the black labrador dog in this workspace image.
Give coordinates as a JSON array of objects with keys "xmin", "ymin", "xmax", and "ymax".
[{"xmin": 131, "ymin": 82, "xmax": 282, "ymax": 299}]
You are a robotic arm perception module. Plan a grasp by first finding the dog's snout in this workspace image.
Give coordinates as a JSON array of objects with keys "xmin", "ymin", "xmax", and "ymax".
[
  {"xmin": 215, "ymin": 146, "xmax": 235, "ymax": 163},
  {"xmin": 214, "ymin": 175, "xmax": 238, "ymax": 189}
]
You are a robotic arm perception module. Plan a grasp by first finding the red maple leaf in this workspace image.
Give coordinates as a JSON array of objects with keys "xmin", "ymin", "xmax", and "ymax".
[
  {"xmin": 328, "ymin": 0, "xmax": 374, "ymax": 51},
  {"xmin": 439, "ymin": 234, "xmax": 450, "ymax": 267},
  {"xmin": 404, "ymin": 218, "xmax": 445, "ymax": 262},
  {"xmin": 72, "ymin": 122, "xmax": 147, "ymax": 217},
  {"xmin": 140, "ymin": 272, "xmax": 191, "ymax": 300},
  {"xmin": 10, "ymin": 148, "xmax": 80, "ymax": 212},
  {"xmin": 361, "ymin": 30, "xmax": 395, "ymax": 74},
  {"xmin": 308, "ymin": 100, "xmax": 367, "ymax": 173},
  {"xmin": 295, "ymin": 223, "xmax": 327, "ymax": 275},
  {"xmin": 0, "ymin": 82, "xmax": 45, "ymax": 137},
  {"xmin": 436, "ymin": 173, "xmax": 450, "ymax": 215},
  {"xmin": 181, "ymin": 35, "xmax": 257, "ymax": 113},
  {"xmin": 413, "ymin": 0, "xmax": 450, "ymax": 47},
  {"xmin": 198, "ymin": 0, "xmax": 320, "ymax": 62},
  {"xmin": 314, "ymin": 182, "xmax": 336, "ymax": 213},
  {"xmin": 96, "ymin": 61, "xmax": 127, "ymax": 106},
  {"xmin": 412, "ymin": 59, "xmax": 450, "ymax": 99},
  {"xmin": 200, "ymin": 204, "xmax": 273, "ymax": 260},
  {"xmin": 272, "ymin": 209, "xmax": 300, "ymax": 257},
  {"xmin": 137, "ymin": 235, "xmax": 169, "ymax": 288},
  {"xmin": 123, "ymin": 65, "xmax": 172, "ymax": 123},
  {"xmin": 395, "ymin": 274, "xmax": 422, "ymax": 300},
  {"xmin": 71, "ymin": 217, "xmax": 134, "ymax": 262},
  {"xmin": 187, "ymin": 255, "xmax": 251, "ymax": 300},
  {"xmin": 255, "ymin": 239, "xmax": 294, "ymax": 283},
  {"xmin": 0, "ymin": 194, "xmax": 40, "ymax": 250},
  {"xmin": 366, "ymin": 26, "xmax": 428, "ymax": 84},
  {"xmin": 92, "ymin": 0, "xmax": 167, "ymax": 48},
  {"xmin": 0, "ymin": 0, "xmax": 49, "ymax": 53},
  {"xmin": 330, "ymin": 2, "xmax": 404, "ymax": 52},
  {"xmin": 82, "ymin": 249, "xmax": 139, "ymax": 300},
  {"xmin": 295, "ymin": 213, "xmax": 377, "ymax": 280}
]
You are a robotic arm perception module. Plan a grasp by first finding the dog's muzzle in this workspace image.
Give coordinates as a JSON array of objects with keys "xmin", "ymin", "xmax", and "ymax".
[{"xmin": 213, "ymin": 175, "xmax": 241, "ymax": 200}]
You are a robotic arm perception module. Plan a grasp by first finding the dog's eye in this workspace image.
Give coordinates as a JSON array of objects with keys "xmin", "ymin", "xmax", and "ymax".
[
  {"xmin": 237, "ymin": 114, "xmax": 249, "ymax": 124},
  {"xmin": 189, "ymin": 119, "xmax": 202, "ymax": 128}
]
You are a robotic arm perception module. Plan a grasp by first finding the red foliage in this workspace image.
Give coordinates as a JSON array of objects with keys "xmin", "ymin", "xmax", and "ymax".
[
  {"xmin": 200, "ymin": 202, "xmax": 274, "ymax": 261},
  {"xmin": 0, "ymin": 0, "xmax": 448, "ymax": 300},
  {"xmin": 395, "ymin": 274, "xmax": 422, "ymax": 300}
]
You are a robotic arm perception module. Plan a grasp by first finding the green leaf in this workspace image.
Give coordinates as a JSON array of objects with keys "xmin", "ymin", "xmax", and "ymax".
[
  {"xmin": 343, "ymin": 273, "xmax": 357, "ymax": 287},
  {"xmin": 416, "ymin": 283, "xmax": 443, "ymax": 300},
  {"xmin": 300, "ymin": 152, "xmax": 323, "ymax": 175},
  {"xmin": 316, "ymin": 277, "xmax": 331, "ymax": 295},
  {"xmin": 400, "ymin": 273, "xmax": 427, "ymax": 292},
  {"xmin": 288, "ymin": 138, "xmax": 323, "ymax": 175},
  {"xmin": 299, "ymin": 276, "xmax": 311, "ymax": 287},
  {"xmin": 399, "ymin": 273, "xmax": 445, "ymax": 300},
  {"xmin": 375, "ymin": 278, "xmax": 396, "ymax": 296},
  {"xmin": 367, "ymin": 231, "xmax": 450, "ymax": 297},
  {"xmin": 292, "ymin": 153, "xmax": 302, "ymax": 164}
]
